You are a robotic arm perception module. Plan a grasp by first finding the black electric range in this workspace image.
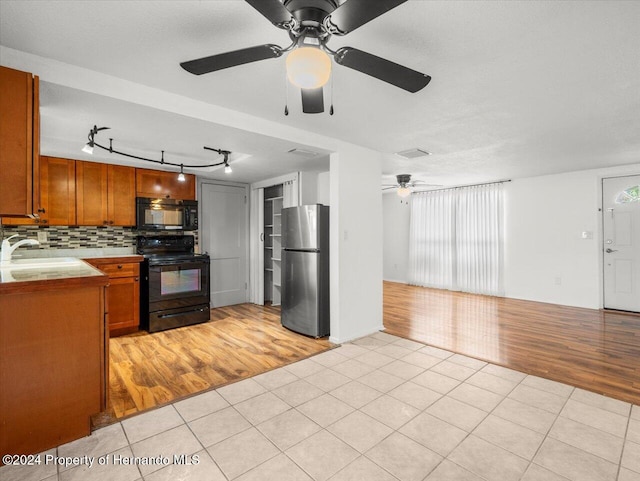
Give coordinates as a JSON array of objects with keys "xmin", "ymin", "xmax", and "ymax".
[{"xmin": 136, "ymin": 235, "xmax": 210, "ymax": 333}]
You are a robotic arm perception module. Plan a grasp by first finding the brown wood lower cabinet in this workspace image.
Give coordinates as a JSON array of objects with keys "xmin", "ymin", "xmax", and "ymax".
[
  {"xmin": 86, "ymin": 257, "xmax": 142, "ymax": 336},
  {"xmin": 0, "ymin": 277, "xmax": 107, "ymax": 459}
]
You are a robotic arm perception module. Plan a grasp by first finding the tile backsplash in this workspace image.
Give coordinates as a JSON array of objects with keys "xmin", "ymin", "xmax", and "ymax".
[{"xmin": 0, "ymin": 225, "xmax": 198, "ymax": 250}]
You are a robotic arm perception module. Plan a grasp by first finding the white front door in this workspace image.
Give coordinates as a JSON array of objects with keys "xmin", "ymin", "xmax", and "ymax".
[
  {"xmin": 201, "ymin": 182, "xmax": 249, "ymax": 307},
  {"xmin": 602, "ymin": 175, "xmax": 640, "ymax": 312}
]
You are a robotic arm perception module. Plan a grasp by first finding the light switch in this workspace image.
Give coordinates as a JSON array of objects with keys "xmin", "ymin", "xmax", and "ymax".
[
  {"xmin": 37, "ymin": 231, "xmax": 47, "ymax": 243},
  {"xmin": 581, "ymin": 231, "xmax": 593, "ymax": 239}
]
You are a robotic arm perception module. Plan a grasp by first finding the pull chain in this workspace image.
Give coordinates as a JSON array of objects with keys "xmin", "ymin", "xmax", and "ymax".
[
  {"xmin": 284, "ymin": 70, "xmax": 289, "ymax": 116},
  {"xmin": 329, "ymin": 71, "xmax": 335, "ymax": 115}
]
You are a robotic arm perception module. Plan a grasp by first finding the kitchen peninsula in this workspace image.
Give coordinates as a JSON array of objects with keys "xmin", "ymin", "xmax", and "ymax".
[{"xmin": 0, "ymin": 259, "xmax": 109, "ymax": 459}]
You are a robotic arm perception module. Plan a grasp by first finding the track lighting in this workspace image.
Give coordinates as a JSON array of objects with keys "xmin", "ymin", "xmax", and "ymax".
[{"xmin": 82, "ymin": 126, "xmax": 233, "ymax": 181}]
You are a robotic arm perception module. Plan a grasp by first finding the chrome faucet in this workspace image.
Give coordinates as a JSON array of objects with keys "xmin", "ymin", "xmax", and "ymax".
[{"xmin": 1, "ymin": 234, "xmax": 40, "ymax": 264}]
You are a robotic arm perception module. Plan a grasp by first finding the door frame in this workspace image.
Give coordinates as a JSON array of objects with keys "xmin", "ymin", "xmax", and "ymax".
[
  {"xmin": 600, "ymin": 173, "xmax": 640, "ymax": 312},
  {"xmin": 249, "ymin": 172, "xmax": 300, "ymax": 304},
  {"xmin": 197, "ymin": 177, "xmax": 251, "ymax": 306}
]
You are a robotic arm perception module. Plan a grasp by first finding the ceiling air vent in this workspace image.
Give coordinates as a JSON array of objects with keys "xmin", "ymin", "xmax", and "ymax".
[
  {"xmin": 287, "ymin": 148, "xmax": 319, "ymax": 157},
  {"xmin": 395, "ymin": 148, "xmax": 432, "ymax": 159}
]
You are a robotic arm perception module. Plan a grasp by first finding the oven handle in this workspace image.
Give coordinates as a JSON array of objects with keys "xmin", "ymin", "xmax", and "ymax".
[
  {"xmin": 148, "ymin": 260, "xmax": 209, "ymax": 267},
  {"xmin": 157, "ymin": 307, "xmax": 209, "ymax": 319}
]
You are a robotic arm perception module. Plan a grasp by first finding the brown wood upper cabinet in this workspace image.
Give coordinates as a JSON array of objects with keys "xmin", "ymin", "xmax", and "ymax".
[
  {"xmin": 136, "ymin": 167, "xmax": 196, "ymax": 200},
  {"xmin": 0, "ymin": 66, "xmax": 40, "ymax": 217},
  {"xmin": 77, "ymin": 161, "xmax": 136, "ymax": 226},
  {"xmin": 2, "ymin": 156, "xmax": 76, "ymax": 226}
]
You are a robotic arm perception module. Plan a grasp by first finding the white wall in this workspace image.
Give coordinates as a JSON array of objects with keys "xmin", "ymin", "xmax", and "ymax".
[
  {"xmin": 504, "ymin": 171, "xmax": 601, "ymax": 308},
  {"xmin": 383, "ymin": 163, "xmax": 640, "ymax": 309},
  {"xmin": 382, "ymin": 193, "xmax": 410, "ymax": 283},
  {"xmin": 329, "ymin": 145, "xmax": 384, "ymax": 343},
  {"xmin": 317, "ymin": 171, "xmax": 330, "ymax": 206}
]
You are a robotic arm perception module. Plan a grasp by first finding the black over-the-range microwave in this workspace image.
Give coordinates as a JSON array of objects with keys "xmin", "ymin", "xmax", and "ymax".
[{"xmin": 136, "ymin": 197, "xmax": 198, "ymax": 230}]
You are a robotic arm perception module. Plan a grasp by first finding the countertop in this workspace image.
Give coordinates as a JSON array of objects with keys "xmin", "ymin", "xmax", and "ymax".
[
  {"xmin": 0, "ymin": 259, "xmax": 108, "ymax": 294},
  {"xmin": 83, "ymin": 254, "xmax": 144, "ymax": 264}
]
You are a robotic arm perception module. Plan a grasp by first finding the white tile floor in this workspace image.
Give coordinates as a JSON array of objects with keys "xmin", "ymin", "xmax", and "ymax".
[{"xmin": 2, "ymin": 332, "xmax": 639, "ymax": 481}]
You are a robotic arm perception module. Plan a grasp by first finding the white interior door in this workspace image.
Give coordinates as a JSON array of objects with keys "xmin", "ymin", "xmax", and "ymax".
[
  {"xmin": 201, "ymin": 182, "xmax": 249, "ymax": 307},
  {"xmin": 603, "ymin": 175, "xmax": 640, "ymax": 312}
]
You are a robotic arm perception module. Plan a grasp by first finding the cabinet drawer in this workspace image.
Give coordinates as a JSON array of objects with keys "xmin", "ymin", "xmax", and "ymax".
[{"xmin": 99, "ymin": 262, "xmax": 139, "ymax": 278}]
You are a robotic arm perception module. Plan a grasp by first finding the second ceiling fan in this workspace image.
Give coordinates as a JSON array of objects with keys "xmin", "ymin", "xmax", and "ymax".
[{"xmin": 180, "ymin": 0, "xmax": 431, "ymax": 114}]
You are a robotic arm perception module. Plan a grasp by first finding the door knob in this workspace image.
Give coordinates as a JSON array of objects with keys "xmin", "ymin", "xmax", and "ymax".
[{"xmin": 605, "ymin": 248, "xmax": 618, "ymax": 253}]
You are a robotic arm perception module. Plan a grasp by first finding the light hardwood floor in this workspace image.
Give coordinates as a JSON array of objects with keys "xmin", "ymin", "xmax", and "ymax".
[
  {"xmin": 383, "ymin": 281, "xmax": 640, "ymax": 405},
  {"xmin": 106, "ymin": 304, "xmax": 332, "ymax": 421}
]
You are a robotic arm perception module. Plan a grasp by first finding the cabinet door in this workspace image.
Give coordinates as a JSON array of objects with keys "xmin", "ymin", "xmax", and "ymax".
[
  {"xmin": 0, "ymin": 66, "xmax": 36, "ymax": 216},
  {"xmin": 2, "ymin": 155, "xmax": 75, "ymax": 226},
  {"xmin": 107, "ymin": 276, "xmax": 140, "ymax": 334},
  {"xmin": 40, "ymin": 156, "xmax": 76, "ymax": 225},
  {"xmin": 76, "ymin": 161, "xmax": 108, "ymax": 226},
  {"xmin": 136, "ymin": 168, "xmax": 196, "ymax": 200},
  {"xmin": 108, "ymin": 164, "xmax": 136, "ymax": 226}
]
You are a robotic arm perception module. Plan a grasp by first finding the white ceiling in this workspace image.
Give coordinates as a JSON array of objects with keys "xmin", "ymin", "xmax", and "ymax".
[{"xmin": 1, "ymin": 0, "xmax": 639, "ymax": 186}]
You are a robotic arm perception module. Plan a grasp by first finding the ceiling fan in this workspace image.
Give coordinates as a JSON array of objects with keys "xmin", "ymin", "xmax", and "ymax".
[
  {"xmin": 382, "ymin": 174, "xmax": 442, "ymax": 197},
  {"xmin": 180, "ymin": 0, "xmax": 431, "ymax": 114}
]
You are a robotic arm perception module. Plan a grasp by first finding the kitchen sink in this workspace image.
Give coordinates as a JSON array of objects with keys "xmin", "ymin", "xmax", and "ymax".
[{"xmin": 0, "ymin": 257, "xmax": 84, "ymax": 269}]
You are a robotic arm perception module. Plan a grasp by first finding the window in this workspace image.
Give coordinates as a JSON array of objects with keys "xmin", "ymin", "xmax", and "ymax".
[{"xmin": 615, "ymin": 185, "xmax": 640, "ymax": 204}]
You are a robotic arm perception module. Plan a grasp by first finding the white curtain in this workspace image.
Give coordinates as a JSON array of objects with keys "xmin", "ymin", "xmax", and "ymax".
[
  {"xmin": 408, "ymin": 190, "xmax": 456, "ymax": 290},
  {"xmin": 408, "ymin": 183, "xmax": 504, "ymax": 296}
]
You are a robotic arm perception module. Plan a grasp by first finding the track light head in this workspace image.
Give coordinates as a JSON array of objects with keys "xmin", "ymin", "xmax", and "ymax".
[{"xmin": 82, "ymin": 143, "xmax": 94, "ymax": 154}]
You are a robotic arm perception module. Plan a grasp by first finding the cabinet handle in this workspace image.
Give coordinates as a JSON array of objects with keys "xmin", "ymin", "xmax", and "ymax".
[
  {"xmin": 103, "ymin": 220, "xmax": 108, "ymax": 225},
  {"xmin": 117, "ymin": 265, "xmax": 123, "ymax": 269},
  {"xmin": 135, "ymin": 277, "xmax": 139, "ymax": 282},
  {"xmin": 37, "ymin": 208, "xmax": 45, "ymax": 213},
  {"xmin": 260, "ymin": 233, "xmax": 264, "ymax": 242},
  {"xmin": 109, "ymin": 220, "xmax": 114, "ymax": 225}
]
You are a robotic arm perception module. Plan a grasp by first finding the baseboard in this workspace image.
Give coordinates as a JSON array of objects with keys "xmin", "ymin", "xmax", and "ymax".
[
  {"xmin": 383, "ymin": 278, "xmax": 408, "ymax": 284},
  {"xmin": 329, "ymin": 324, "xmax": 385, "ymax": 345}
]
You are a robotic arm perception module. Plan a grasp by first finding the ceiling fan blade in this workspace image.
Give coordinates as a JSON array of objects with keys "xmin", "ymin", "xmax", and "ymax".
[
  {"xmin": 180, "ymin": 44, "xmax": 282, "ymax": 75},
  {"xmin": 327, "ymin": 0, "xmax": 408, "ymax": 35},
  {"xmin": 301, "ymin": 87, "xmax": 324, "ymax": 114},
  {"xmin": 334, "ymin": 47, "xmax": 431, "ymax": 93},
  {"xmin": 244, "ymin": 0, "xmax": 294, "ymax": 28},
  {"xmin": 382, "ymin": 186, "xmax": 398, "ymax": 191}
]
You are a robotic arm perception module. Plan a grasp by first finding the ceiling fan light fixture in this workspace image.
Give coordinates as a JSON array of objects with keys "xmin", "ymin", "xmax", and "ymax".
[
  {"xmin": 397, "ymin": 187, "xmax": 412, "ymax": 198},
  {"xmin": 286, "ymin": 47, "xmax": 332, "ymax": 89}
]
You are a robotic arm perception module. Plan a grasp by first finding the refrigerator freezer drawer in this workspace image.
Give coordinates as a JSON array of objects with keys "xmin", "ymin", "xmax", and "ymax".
[{"xmin": 281, "ymin": 250, "xmax": 329, "ymax": 337}]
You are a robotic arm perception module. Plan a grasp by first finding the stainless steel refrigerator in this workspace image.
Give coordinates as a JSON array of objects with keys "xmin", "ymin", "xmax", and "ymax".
[{"xmin": 281, "ymin": 204, "xmax": 330, "ymax": 337}]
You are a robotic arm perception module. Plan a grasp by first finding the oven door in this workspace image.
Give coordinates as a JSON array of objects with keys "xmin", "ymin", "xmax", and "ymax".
[{"xmin": 148, "ymin": 258, "xmax": 210, "ymax": 312}]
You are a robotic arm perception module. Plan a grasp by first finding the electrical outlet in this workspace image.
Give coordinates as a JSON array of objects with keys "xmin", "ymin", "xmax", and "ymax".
[{"xmin": 37, "ymin": 231, "xmax": 47, "ymax": 243}]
